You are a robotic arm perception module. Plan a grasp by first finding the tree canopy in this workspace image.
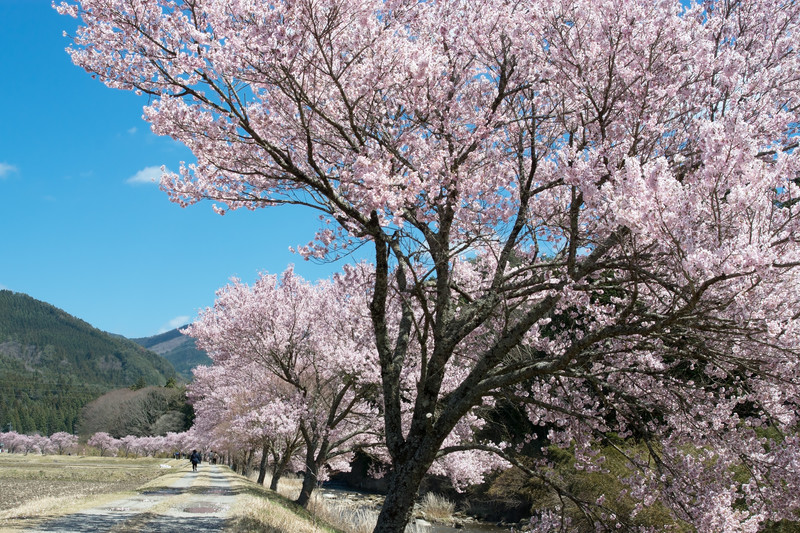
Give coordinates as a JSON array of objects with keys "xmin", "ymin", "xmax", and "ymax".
[
  {"xmin": 59, "ymin": 0, "xmax": 800, "ymax": 531},
  {"xmin": 187, "ymin": 265, "xmax": 382, "ymax": 506}
]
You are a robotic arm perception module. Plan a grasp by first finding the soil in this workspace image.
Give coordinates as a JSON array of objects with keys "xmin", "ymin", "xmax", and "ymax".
[
  {"xmin": 0, "ymin": 479, "xmax": 150, "ymax": 512},
  {"xmin": 0, "ymin": 458, "xmax": 173, "ymax": 512}
]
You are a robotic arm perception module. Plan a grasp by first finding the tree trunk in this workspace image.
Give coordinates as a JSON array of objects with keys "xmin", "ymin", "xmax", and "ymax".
[
  {"xmin": 296, "ymin": 440, "xmax": 323, "ymax": 508},
  {"xmin": 268, "ymin": 469, "xmax": 281, "ymax": 491},
  {"xmin": 270, "ymin": 450, "xmax": 290, "ymax": 491},
  {"xmin": 242, "ymin": 448, "xmax": 254, "ymax": 477},
  {"xmin": 257, "ymin": 442, "xmax": 270, "ymax": 485},
  {"xmin": 372, "ymin": 421, "xmax": 451, "ymax": 533},
  {"xmin": 372, "ymin": 459, "xmax": 429, "ymax": 533},
  {"xmin": 295, "ymin": 461, "xmax": 318, "ymax": 508}
]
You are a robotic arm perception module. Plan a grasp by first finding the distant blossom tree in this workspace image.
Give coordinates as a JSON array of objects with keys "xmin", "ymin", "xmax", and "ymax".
[
  {"xmin": 88, "ymin": 432, "xmax": 120, "ymax": 457},
  {"xmin": 189, "ymin": 360, "xmax": 305, "ymax": 490},
  {"xmin": 186, "ymin": 265, "xmax": 383, "ymax": 506},
  {"xmin": 161, "ymin": 431, "xmax": 188, "ymax": 457},
  {"xmin": 118, "ymin": 435, "xmax": 138, "ymax": 457},
  {"xmin": 60, "ymin": 1, "xmax": 800, "ymax": 531},
  {"xmin": 1, "ymin": 431, "xmax": 25, "ymax": 454},
  {"xmin": 49, "ymin": 432, "xmax": 79, "ymax": 455},
  {"xmin": 19, "ymin": 433, "xmax": 45, "ymax": 455}
]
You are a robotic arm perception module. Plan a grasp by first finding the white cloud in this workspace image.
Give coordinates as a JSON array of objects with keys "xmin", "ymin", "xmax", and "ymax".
[
  {"xmin": 127, "ymin": 127, "xmax": 138, "ymax": 135},
  {"xmin": 159, "ymin": 315, "xmax": 191, "ymax": 333},
  {"xmin": 126, "ymin": 165, "xmax": 168, "ymax": 185},
  {"xmin": 0, "ymin": 162, "xmax": 18, "ymax": 178}
]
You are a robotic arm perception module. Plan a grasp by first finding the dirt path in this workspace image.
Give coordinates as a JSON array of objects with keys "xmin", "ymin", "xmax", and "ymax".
[{"xmin": 23, "ymin": 464, "xmax": 237, "ymax": 533}]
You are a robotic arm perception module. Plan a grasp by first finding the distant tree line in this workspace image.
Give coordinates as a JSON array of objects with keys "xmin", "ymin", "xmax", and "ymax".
[{"xmin": 78, "ymin": 385, "xmax": 193, "ymax": 438}]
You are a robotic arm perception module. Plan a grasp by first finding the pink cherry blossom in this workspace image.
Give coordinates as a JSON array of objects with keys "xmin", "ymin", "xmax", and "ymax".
[
  {"xmin": 58, "ymin": 1, "xmax": 800, "ymax": 531},
  {"xmin": 186, "ymin": 265, "xmax": 382, "ymax": 506},
  {"xmin": 87, "ymin": 432, "xmax": 120, "ymax": 457}
]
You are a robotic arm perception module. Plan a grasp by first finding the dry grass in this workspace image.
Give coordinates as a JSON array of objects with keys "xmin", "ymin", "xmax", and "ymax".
[
  {"xmin": 229, "ymin": 493, "xmax": 337, "ymax": 533},
  {"xmin": 418, "ymin": 492, "xmax": 455, "ymax": 524},
  {"xmin": 226, "ymin": 473, "xmax": 344, "ymax": 533},
  {"xmin": 311, "ymin": 503, "xmax": 383, "ymax": 533},
  {"xmin": 265, "ymin": 471, "xmax": 304, "ymax": 500},
  {"xmin": 0, "ymin": 491, "xmax": 125, "ymax": 526},
  {"xmin": 248, "ymin": 472, "xmax": 431, "ymax": 533},
  {"xmin": 309, "ymin": 501, "xmax": 431, "ymax": 533},
  {"xmin": 0, "ymin": 454, "xmax": 184, "ymax": 532}
]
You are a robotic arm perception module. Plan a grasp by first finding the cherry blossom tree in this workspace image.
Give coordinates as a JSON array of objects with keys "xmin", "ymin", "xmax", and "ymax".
[
  {"xmin": 224, "ymin": 381, "xmax": 308, "ymax": 489},
  {"xmin": 161, "ymin": 431, "xmax": 189, "ymax": 458},
  {"xmin": 49, "ymin": 432, "xmax": 79, "ymax": 455},
  {"xmin": 18, "ymin": 433, "xmax": 45, "ymax": 455},
  {"xmin": 186, "ymin": 265, "xmax": 383, "ymax": 506},
  {"xmin": 88, "ymin": 431, "xmax": 120, "ymax": 457},
  {"xmin": 117, "ymin": 434, "xmax": 138, "ymax": 457},
  {"xmin": 59, "ymin": 0, "xmax": 800, "ymax": 531},
  {"xmin": 0, "ymin": 433, "xmax": 48, "ymax": 455},
  {"xmin": 188, "ymin": 360, "xmax": 304, "ymax": 485},
  {"xmin": 1, "ymin": 431, "xmax": 25, "ymax": 454}
]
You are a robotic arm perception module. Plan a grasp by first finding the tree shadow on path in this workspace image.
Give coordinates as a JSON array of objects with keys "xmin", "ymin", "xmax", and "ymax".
[{"xmin": 29, "ymin": 510, "xmax": 229, "ymax": 533}]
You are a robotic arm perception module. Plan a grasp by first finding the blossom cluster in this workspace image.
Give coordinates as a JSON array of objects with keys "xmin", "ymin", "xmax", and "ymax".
[{"xmin": 57, "ymin": 0, "xmax": 800, "ymax": 529}]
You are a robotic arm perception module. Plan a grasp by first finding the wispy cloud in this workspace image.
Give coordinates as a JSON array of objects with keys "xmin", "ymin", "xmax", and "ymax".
[
  {"xmin": 159, "ymin": 315, "xmax": 191, "ymax": 333},
  {"xmin": 0, "ymin": 162, "xmax": 18, "ymax": 178},
  {"xmin": 127, "ymin": 126, "xmax": 138, "ymax": 135},
  {"xmin": 126, "ymin": 165, "xmax": 168, "ymax": 185}
]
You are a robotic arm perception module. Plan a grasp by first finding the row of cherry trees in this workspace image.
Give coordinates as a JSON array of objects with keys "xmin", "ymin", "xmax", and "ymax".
[
  {"xmin": 185, "ymin": 265, "xmax": 506, "ymax": 505},
  {"xmin": 86, "ymin": 430, "xmax": 205, "ymax": 458},
  {"xmin": 59, "ymin": 0, "xmax": 800, "ymax": 531},
  {"xmin": 1, "ymin": 431, "xmax": 79, "ymax": 455},
  {"xmin": 0, "ymin": 429, "xmax": 209, "ymax": 458},
  {"xmin": 186, "ymin": 265, "xmax": 380, "ymax": 505}
]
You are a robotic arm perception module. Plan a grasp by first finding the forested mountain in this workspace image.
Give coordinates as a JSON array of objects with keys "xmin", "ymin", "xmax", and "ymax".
[
  {"xmin": 0, "ymin": 290, "xmax": 176, "ymax": 435},
  {"xmin": 132, "ymin": 327, "xmax": 210, "ymax": 380}
]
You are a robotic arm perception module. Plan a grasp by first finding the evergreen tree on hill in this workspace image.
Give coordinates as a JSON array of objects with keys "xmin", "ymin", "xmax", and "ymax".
[{"xmin": 0, "ymin": 290, "xmax": 176, "ymax": 435}]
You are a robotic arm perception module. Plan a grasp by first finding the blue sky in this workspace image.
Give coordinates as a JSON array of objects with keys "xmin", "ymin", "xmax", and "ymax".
[{"xmin": 0, "ymin": 0, "xmax": 350, "ymax": 338}]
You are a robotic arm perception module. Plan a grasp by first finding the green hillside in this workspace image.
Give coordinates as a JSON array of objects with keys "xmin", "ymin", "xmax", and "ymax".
[
  {"xmin": 133, "ymin": 327, "xmax": 211, "ymax": 380},
  {"xmin": 0, "ymin": 290, "xmax": 176, "ymax": 435}
]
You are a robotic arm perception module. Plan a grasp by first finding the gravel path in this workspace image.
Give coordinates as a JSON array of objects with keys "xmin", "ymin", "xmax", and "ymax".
[{"xmin": 25, "ymin": 464, "xmax": 237, "ymax": 533}]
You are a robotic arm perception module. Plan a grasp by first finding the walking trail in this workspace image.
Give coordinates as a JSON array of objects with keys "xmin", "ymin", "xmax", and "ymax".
[{"xmin": 23, "ymin": 464, "xmax": 238, "ymax": 533}]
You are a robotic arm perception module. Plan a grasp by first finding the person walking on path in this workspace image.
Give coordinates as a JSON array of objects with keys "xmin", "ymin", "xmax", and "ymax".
[{"xmin": 190, "ymin": 449, "xmax": 201, "ymax": 472}]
